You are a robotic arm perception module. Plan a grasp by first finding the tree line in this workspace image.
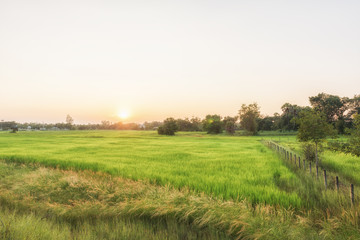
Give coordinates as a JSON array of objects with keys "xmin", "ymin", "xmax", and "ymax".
[
  {"xmin": 158, "ymin": 93, "xmax": 360, "ymax": 136},
  {"xmin": 2, "ymin": 92, "xmax": 359, "ymax": 136}
]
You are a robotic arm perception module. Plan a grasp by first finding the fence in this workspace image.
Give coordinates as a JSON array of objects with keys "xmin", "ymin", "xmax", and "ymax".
[{"xmin": 266, "ymin": 140, "xmax": 356, "ymax": 206}]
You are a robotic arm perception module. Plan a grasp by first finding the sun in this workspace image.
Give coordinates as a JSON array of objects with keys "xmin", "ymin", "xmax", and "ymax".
[{"xmin": 118, "ymin": 110, "xmax": 130, "ymax": 119}]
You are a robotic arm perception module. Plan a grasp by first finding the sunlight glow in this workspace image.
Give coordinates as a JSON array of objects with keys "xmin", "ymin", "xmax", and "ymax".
[{"xmin": 118, "ymin": 110, "xmax": 130, "ymax": 119}]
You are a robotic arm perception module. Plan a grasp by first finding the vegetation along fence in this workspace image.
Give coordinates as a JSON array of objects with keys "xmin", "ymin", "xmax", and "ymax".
[{"xmin": 266, "ymin": 140, "xmax": 356, "ymax": 206}]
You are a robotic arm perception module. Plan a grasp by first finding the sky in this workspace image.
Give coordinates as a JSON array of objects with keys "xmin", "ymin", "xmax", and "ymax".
[{"xmin": 1, "ymin": 0, "xmax": 359, "ymax": 124}]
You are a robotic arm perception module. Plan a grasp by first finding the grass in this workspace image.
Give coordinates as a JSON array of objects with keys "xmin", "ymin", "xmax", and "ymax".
[
  {"xmin": 0, "ymin": 160, "xmax": 359, "ymax": 240},
  {"xmin": 269, "ymin": 135, "xmax": 360, "ymax": 185},
  {"xmin": 0, "ymin": 130, "xmax": 303, "ymax": 208},
  {"xmin": 0, "ymin": 131, "xmax": 360, "ymax": 239}
]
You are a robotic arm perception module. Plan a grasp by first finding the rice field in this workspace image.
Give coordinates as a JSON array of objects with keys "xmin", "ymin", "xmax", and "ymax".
[
  {"xmin": 0, "ymin": 130, "xmax": 302, "ymax": 207},
  {"xmin": 0, "ymin": 130, "xmax": 360, "ymax": 239}
]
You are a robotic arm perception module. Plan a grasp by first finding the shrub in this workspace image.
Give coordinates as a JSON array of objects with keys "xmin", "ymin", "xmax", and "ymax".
[
  {"xmin": 301, "ymin": 143, "xmax": 323, "ymax": 162},
  {"xmin": 202, "ymin": 115, "xmax": 223, "ymax": 134},
  {"xmin": 327, "ymin": 141, "xmax": 351, "ymax": 153},
  {"xmin": 157, "ymin": 118, "xmax": 178, "ymax": 136}
]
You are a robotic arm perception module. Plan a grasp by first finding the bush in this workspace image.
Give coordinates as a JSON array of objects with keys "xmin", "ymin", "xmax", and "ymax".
[
  {"xmin": 301, "ymin": 143, "xmax": 323, "ymax": 162},
  {"xmin": 10, "ymin": 127, "xmax": 18, "ymax": 133},
  {"xmin": 157, "ymin": 118, "xmax": 178, "ymax": 136},
  {"xmin": 327, "ymin": 141, "xmax": 351, "ymax": 154},
  {"xmin": 202, "ymin": 115, "xmax": 223, "ymax": 134}
]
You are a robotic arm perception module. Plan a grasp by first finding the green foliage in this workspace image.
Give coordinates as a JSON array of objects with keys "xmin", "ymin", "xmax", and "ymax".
[
  {"xmin": 157, "ymin": 118, "xmax": 178, "ymax": 135},
  {"xmin": 202, "ymin": 115, "xmax": 223, "ymax": 134},
  {"xmin": 257, "ymin": 115, "xmax": 279, "ymax": 131},
  {"xmin": 10, "ymin": 126, "xmax": 18, "ymax": 133},
  {"xmin": 176, "ymin": 117, "xmax": 202, "ymax": 131},
  {"xmin": 222, "ymin": 116, "xmax": 238, "ymax": 135},
  {"xmin": 309, "ymin": 93, "xmax": 346, "ymax": 123},
  {"xmin": 297, "ymin": 110, "xmax": 335, "ymax": 144},
  {"xmin": 301, "ymin": 142, "xmax": 323, "ymax": 162},
  {"xmin": 297, "ymin": 110, "xmax": 335, "ymax": 165},
  {"xmin": 309, "ymin": 92, "xmax": 360, "ymax": 134},
  {"xmin": 239, "ymin": 103, "xmax": 260, "ymax": 135},
  {"xmin": 327, "ymin": 140, "xmax": 351, "ymax": 154},
  {"xmin": 279, "ymin": 103, "xmax": 307, "ymax": 131},
  {"xmin": 349, "ymin": 113, "xmax": 360, "ymax": 156}
]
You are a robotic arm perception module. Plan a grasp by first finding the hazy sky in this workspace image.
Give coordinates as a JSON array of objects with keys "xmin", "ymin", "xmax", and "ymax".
[{"xmin": 1, "ymin": 0, "xmax": 359, "ymax": 123}]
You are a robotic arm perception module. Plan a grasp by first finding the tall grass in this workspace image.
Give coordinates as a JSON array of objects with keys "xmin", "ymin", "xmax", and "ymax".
[
  {"xmin": 270, "ymin": 135, "xmax": 360, "ymax": 185},
  {"xmin": 1, "ymin": 160, "xmax": 359, "ymax": 239}
]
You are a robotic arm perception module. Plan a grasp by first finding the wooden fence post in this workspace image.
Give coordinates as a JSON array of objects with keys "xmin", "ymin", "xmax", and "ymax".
[
  {"xmin": 298, "ymin": 157, "xmax": 301, "ymax": 168},
  {"xmin": 309, "ymin": 162, "xmax": 312, "ymax": 174},
  {"xmin": 351, "ymin": 184, "xmax": 354, "ymax": 205},
  {"xmin": 303, "ymin": 159, "xmax": 305, "ymax": 170},
  {"xmin": 316, "ymin": 165, "xmax": 319, "ymax": 179},
  {"xmin": 324, "ymin": 170, "xmax": 327, "ymax": 190},
  {"xmin": 335, "ymin": 176, "xmax": 339, "ymax": 192}
]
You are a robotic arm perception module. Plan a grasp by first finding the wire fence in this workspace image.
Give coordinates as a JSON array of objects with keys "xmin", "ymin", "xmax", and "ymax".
[{"xmin": 266, "ymin": 140, "xmax": 357, "ymax": 206}]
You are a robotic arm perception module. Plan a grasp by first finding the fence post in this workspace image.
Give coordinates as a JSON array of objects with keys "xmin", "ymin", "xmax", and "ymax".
[
  {"xmin": 316, "ymin": 165, "xmax": 319, "ymax": 179},
  {"xmin": 335, "ymin": 176, "xmax": 339, "ymax": 192},
  {"xmin": 298, "ymin": 156, "xmax": 301, "ymax": 168},
  {"xmin": 351, "ymin": 184, "xmax": 354, "ymax": 206},
  {"xmin": 303, "ymin": 159, "xmax": 305, "ymax": 170},
  {"xmin": 309, "ymin": 162, "xmax": 312, "ymax": 174},
  {"xmin": 324, "ymin": 170, "xmax": 327, "ymax": 190}
]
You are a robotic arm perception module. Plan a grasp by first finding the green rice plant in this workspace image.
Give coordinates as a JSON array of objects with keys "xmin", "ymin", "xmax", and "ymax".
[{"xmin": 0, "ymin": 131, "xmax": 304, "ymax": 207}]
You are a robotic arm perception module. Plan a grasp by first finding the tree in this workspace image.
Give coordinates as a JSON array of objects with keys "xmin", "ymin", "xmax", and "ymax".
[
  {"xmin": 297, "ymin": 110, "xmax": 335, "ymax": 166},
  {"xmin": 158, "ymin": 118, "xmax": 178, "ymax": 135},
  {"xmin": 349, "ymin": 114, "xmax": 360, "ymax": 156},
  {"xmin": 238, "ymin": 103, "xmax": 260, "ymax": 135},
  {"xmin": 223, "ymin": 116, "xmax": 238, "ymax": 135},
  {"xmin": 279, "ymin": 103, "xmax": 307, "ymax": 131},
  {"xmin": 65, "ymin": 114, "xmax": 74, "ymax": 130},
  {"xmin": 202, "ymin": 115, "xmax": 223, "ymax": 134},
  {"xmin": 309, "ymin": 93, "xmax": 349, "ymax": 133},
  {"xmin": 144, "ymin": 121, "xmax": 162, "ymax": 130},
  {"xmin": 66, "ymin": 114, "xmax": 74, "ymax": 125},
  {"xmin": 10, "ymin": 125, "xmax": 18, "ymax": 133},
  {"xmin": 190, "ymin": 117, "xmax": 202, "ymax": 131},
  {"xmin": 176, "ymin": 118, "xmax": 193, "ymax": 131}
]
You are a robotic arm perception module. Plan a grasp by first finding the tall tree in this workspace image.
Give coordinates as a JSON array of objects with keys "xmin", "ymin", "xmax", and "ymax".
[
  {"xmin": 239, "ymin": 103, "xmax": 260, "ymax": 135},
  {"xmin": 65, "ymin": 114, "xmax": 74, "ymax": 130},
  {"xmin": 309, "ymin": 93, "xmax": 347, "ymax": 122},
  {"xmin": 279, "ymin": 103, "xmax": 307, "ymax": 131},
  {"xmin": 349, "ymin": 113, "xmax": 360, "ymax": 156},
  {"xmin": 66, "ymin": 114, "xmax": 74, "ymax": 125},
  {"xmin": 297, "ymin": 110, "xmax": 335, "ymax": 166}
]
